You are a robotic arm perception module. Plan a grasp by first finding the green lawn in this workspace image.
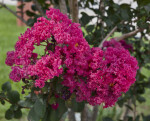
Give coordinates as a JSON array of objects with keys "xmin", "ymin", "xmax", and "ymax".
[{"xmin": 0, "ymin": 6, "xmax": 28, "ymax": 121}]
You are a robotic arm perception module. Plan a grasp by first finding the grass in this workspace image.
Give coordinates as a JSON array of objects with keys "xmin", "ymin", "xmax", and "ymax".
[{"xmin": 0, "ymin": 6, "xmax": 28, "ymax": 121}]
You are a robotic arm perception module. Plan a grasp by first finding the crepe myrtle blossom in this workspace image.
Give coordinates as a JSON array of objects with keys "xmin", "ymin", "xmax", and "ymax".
[
  {"xmin": 87, "ymin": 47, "xmax": 138, "ymax": 108},
  {"xmin": 5, "ymin": 51, "xmax": 15, "ymax": 66},
  {"xmin": 103, "ymin": 38, "xmax": 133, "ymax": 51},
  {"xmin": 9, "ymin": 66, "xmax": 24, "ymax": 82},
  {"xmin": 51, "ymin": 103, "xmax": 59, "ymax": 110},
  {"xmin": 5, "ymin": 8, "xmax": 138, "ymax": 108},
  {"xmin": 68, "ymin": 46, "xmax": 138, "ymax": 108}
]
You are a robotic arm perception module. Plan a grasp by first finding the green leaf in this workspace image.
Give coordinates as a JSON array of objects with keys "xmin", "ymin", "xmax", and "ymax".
[
  {"xmin": 31, "ymin": 4, "xmax": 37, "ymax": 11},
  {"xmin": 128, "ymin": 116, "xmax": 133, "ymax": 121},
  {"xmin": 86, "ymin": 25, "xmax": 95, "ymax": 33},
  {"xmin": 17, "ymin": 4, "xmax": 25, "ymax": 9},
  {"xmin": 80, "ymin": 12, "xmax": 95, "ymax": 26},
  {"xmin": 49, "ymin": 96, "xmax": 56, "ymax": 105},
  {"xmin": 0, "ymin": 99, "xmax": 5, "ymax": 105},
  {"xmin": 136, "ymin": 0, "xmax": 150, "ymax": 6},
  {"xmin": 28, "ymin": 108, "xmax": 40, "ymax": 121},
  {"xmin": 120, "ymin": 9, "xmax": 130, "ymax": 20},
  {"xmin": 135, "ymin": 115, "xmax": 140, "ymax": 121},
  {"xmin": 137, "ymin": 96, "xmax": 146, "ymax": 103},
  {"xmin": 105, "ymin": 19, "xmax": 113, "ymax": 27},
  {"xmin": 41, "ymin": 108, "xmax": 49, "ymax": 121},
  {"xmin": 7, "ymin": 91, "xmax": 20, "ymax": 103},
  {"xmin": 28, "ymin": 97, "xmax": 46, "ymax": 121},
  {"xmin": 49, "ymin": 110, "xmax": 59, "ymax": 121},
  {"xmin": 27, "ymin": 18, "xmax": 34, "ymax": 26},
  {"xmin": 57, "ymin": 99, "xmax": 68, "ymax": 119},
  {"xmin": 117, "ymin": 97, "xmax": 125, "ymax": 107},
  {"xmin": 90, "ymin": 8, "xmax": 101, "ymax": 14},
  {"xmin": 0, "ymin": 92, "xmax": 5, "ymax": 97},
  {"xmin": 144, "ymin": 4, "xmax": 150, "ymax": 12},
  {"xmin": 38, "ymin": 0, "xmax": 45, "ymax": 4},
  {"xmin": 5, "ymin": 109, "xmax": 14, "ymax": 120},
  {"xmin": 34, "ymin": 99, "xmax": 46, "ymax": 118},
  {"xmin": 26, "ymin": 10, "xmax": 36, "ymax": 17},
  {"xmin": 102, "ymin": 117, "xmax": 114, "ymax": 121},
  {"xmin": 142, "ymin": 114, "xmax": 150, "ymax": 121},
  {"xmin": 23, "ymin": 0, "xmax": 32, "ymax": 2},
  {"xmin": 2, "ymin": 81, "xmax": 11, "ymax": 92},
  {"xmin": 14, "ymin": 109, "xmax": 22, "ymax": 119},
  {"xmin": 10, "ymin": 104, "xmax": 19, "ymax": 111},
  {"xmin": 48, "ymin": 99, "xmax": 67, "ymax": 121},
  {"xmin": 70, "ymin": 98, "xmax": 85, "ymax": 112},
  {"xmin": 18, "ymin": 98, "xmax": 34, "ymax": 108},
  {"xmin": 54, "ymin": 0, "xmax": 59, "ymax": 4},
  {"xmin": 42, "ymin": 100, "xmax": 67, "ymax": 121}
]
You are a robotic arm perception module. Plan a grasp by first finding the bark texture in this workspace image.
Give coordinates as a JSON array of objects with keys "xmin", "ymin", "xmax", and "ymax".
[
  {"xmin": 71, "ymin": 0, "xmax": 79, "ymax": 23},
  {"xmin": 59, "ymin": 0, "xmax": 67, "ymax": 14},
  {"xmin": 68, "ymin": 109, "xmax": 76, "ymax": 121}
]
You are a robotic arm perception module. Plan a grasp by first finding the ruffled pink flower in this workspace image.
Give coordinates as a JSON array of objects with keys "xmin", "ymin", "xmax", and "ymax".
[
  {"xmin": 5, "ymin": 51, "xmax": 15, "ymax": 66},
  {"xmin": 103, "ymin": 38, "xmax": 133, "ymax": 51},
  {"xmin": 35, "ymin": 79, "xmax": 45, "ymax": 88},
  {"xmin": 51, "ymin": 103, "xmax": 59, "ymax": 110},
  {"xmin": 7, "ymin": 7, "xmax": 90, "ymax": 88},
  {"xmin": 119, "ymin": 40, "xmax": 133, "ymax": 51},
  {"xmin": 9, "ymin": 66, "xmax": 23, "ymax": 82},
  {"xmin": 86, "ymin": 46, "xmax": 139, "ymax": 108}
]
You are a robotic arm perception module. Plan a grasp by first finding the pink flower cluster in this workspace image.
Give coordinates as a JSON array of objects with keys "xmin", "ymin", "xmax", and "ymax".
[
  {"xmin": 69, "ymin": 44, "xmax": 138, "ymax": 108},
  {"xmin": 88, "ymin": 47, "xmax": 138, "ymax": 108},
  {"xmin": 5, "ymin": 8, "xmax": 138, "ymax": 108},
  {"xmin": 103, "ymin": 39, "xmax": 133, "ymax": 51}
]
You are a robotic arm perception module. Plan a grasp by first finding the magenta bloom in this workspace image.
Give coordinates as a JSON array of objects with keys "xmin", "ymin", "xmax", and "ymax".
[
  {"xmin": 5, "ymin": 51, "xmax": 15, "ymax": 66},
  {"xmin": 103, "ymin": 39, "xmax": 133, "ymax": 51},
  {"xmin": 119, "ymin": 40, "xmax": 133, "ymax": 51},
  {"xmin": 9, "ymin": 66, "xmax": 23, "ymax": 82},
  {"xmin": 6, "ymin": 8, "xmax": 90, "ymax": 88},
  {"xmin": 51, "ymin": 103, "xmax": 59, "ymax": 110},
  {"xmin": 87, "ymin": 47, "xmax": 138, "ymax": 108},
  {"xmin": 6, "ymin": 8, "xmax": 139, "ymax": 108}
]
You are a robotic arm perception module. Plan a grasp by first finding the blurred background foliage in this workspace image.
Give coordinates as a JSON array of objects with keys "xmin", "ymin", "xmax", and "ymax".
[{"xmin": 0, "ymin": 0, "xmax": 150, "ymax": 121}]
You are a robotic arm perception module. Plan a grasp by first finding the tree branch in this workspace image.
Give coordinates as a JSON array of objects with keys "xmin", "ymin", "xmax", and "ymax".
[
  {"xmin": 81, "ymin": 105, "xmax": 87, "ymax": 121},
  {"xmin": 99, "ymin": 25, "xmax": 117, "ymax": 47},
  {"xmin": 99, "ymin": 0, "xmax": 104, "ymax": 27},
  {"xmin": 81, "ymin": 104, "xmax": 92, "ymax": 121},
  {"xmin": 115, "ymin": 29, "xmax": 142, "ymax": 41},
  {"xmin": 32, "ymin": 0, "xmax": 45, "ymax": 16},
  {"xmin": 0, "ymin": 96, "xmax": 30, "ymax": 109},
  {"xmin": 59, "ymin": 0, "xmax": 67, "ymax": 14},
  {"xmin": 68, "ymin": 0, "xmax": 72, "ymax": 17},
  {"xmin": 123, "ymin": 99, "xmax": 132, "ymax": 121},
  {"xmin": 0, "ymin": 2, "xmax": 28, "ymax": 25},
  {"xmin": 97, "ymin": 0, "xmax": 105, "ymax": 41},
  {"xmin": 99, "ymin": 21, "xmax": 142, "ymax": 48}
]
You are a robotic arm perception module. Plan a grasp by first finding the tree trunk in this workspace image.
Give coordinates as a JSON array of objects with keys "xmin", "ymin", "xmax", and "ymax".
[
  {"xmin": 71, "ymin": 0, "xmax": 79, "ymax": 23},
  {"xmin": 59, "ymin": 0, "xmax": 67, "ymax": 14},
  {"xmin": 68, "ymin": 109, "xmax": 76, "ymax": 121},
  {"xmin": 122, "ymin": 99, "xmax": 132, "ymax": 121},
  {"xmin": 91, "ymin": 105, "xmax": 99, "ymax": 121},
  {"xmin": 81, "ymin": 104, "xmax": 92, "ymax": 121},
  {"xmin": 81, "ymin": 106, "xmax": 87, "ymax": 121}
]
